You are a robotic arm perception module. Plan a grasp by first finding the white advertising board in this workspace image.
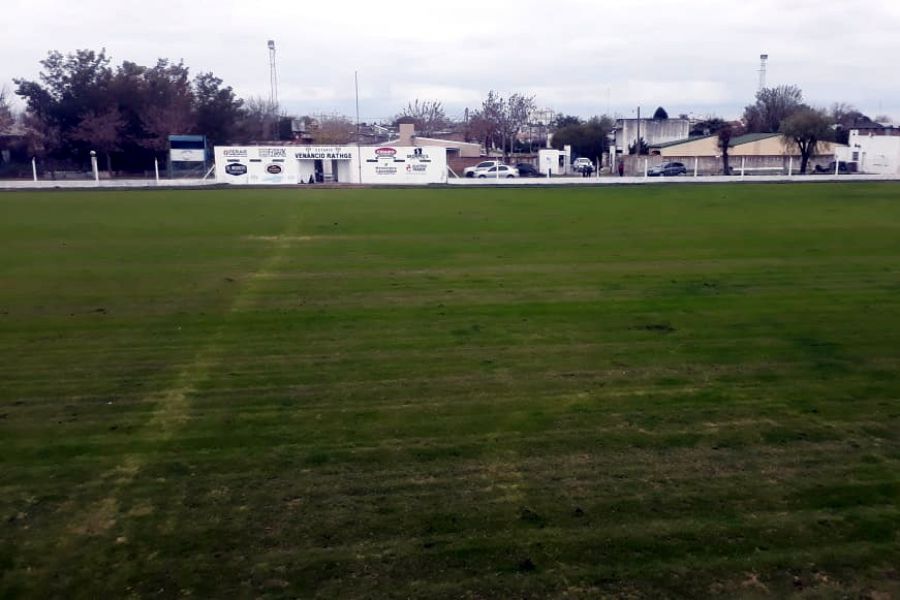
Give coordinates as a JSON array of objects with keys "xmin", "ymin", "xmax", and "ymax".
[
  {"xmin": 359, "ymin": 146, "xmax": 447, "ymax": 184},
  {"xmin": 214, "ymin": 145, "xmax": 447, "ymax": 185}
]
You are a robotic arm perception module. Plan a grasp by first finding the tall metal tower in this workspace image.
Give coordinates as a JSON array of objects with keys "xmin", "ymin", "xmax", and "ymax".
[
  {"xmin": 758, "ymin": 53, "xmax": 769, "ymax": 91},
  {"xmin": 268, "ymin": 40, "xmax": 279, "ymax": 109}
]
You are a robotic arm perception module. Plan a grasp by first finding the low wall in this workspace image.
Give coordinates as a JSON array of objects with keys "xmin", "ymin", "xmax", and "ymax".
[{"xmin": 620, "ymin": 154, "xmax": 836, "ymax": 176}]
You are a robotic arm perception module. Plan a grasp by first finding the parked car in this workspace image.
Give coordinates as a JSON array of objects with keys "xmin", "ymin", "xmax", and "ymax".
[
  {"xmin": 572, "ymin": 157, "xmax": 594, "ymax": 174},
  {"xmin": 477, "ymin": 165, "xmax": 518, "ymax": 178},
  {"xmin": 515, "ymin": 163, "xmax": 545, "ymax": 177},
  {"xmin": 464, "ymin": 160, "xmax": 501, "ymax": 177},
  {"xmin": 648, "ymin": 161, "xmax": 687, "ymax": 176}
]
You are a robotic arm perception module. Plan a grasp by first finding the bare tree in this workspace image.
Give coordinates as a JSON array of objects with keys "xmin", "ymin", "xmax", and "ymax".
[
  {"xmin": 311, "ymin": 114, "xmax": 355, "ymax": 144},
  {"xmin": 239, "ymin": 96, "xmax": 280, "ymax": 142},
  {"xmin": 395, "ymin": 99, "xmax": 449, "ymax": 137}
]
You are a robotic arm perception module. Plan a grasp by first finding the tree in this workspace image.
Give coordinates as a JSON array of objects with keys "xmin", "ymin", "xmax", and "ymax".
[
  {"xmin": 474, "ymin": 91, "xmax": 536, "ymax": 160},
  {"xmin": 551, "ymin": 115, "xmax": 613, "ymax": 163},
  {"xmin": 553, "ymin": 114, "xmax": 582, "ymax": 129},
  {"xmin": 239, "ymin": 96, "xmax": 281, "ymax": 142},
  {"xmin": 15, "ymin": 49, "xmax": 114, "ymax": 158},
  {"xmin": 652, "ymin": 106, "xmax": 668, "ymax": 120},
  {"xmin": 193, "ymin": 72, "xmax": 244, "ymax": 147},
  {"xmin": 829, "ymin": 103, "xmax": 875, "ymax": 144},
  {"xmin": 0, "ymin": 87, "xmax": 14, "ymax": 133},
  {"xmin": 395, "ymin": 99, "xmax": 449, "ymax": 137},
  {"xmin": 311, "ymin": 114, "xmax": 355, "ymax": 144},
  {"xmin": 780, "ymin": 107, "xmax": 832, "ymax": 174},
  {"xmin": 138, "ymin": 59, "xmax": 195, "ymax": 153},
  {"xmin": 628, "ymin": 138, "xmax": 649, "ymax": 155},
  {"xmin": 72, "ymin": 106, "xmax": 125, "ymax": 173},
  {"xmin": 717, "ymin": 124, "xmax": 740, "ymax": 175},
  {"xmin": 690, "ymin": 116, "xmax": 728, "ymax": 137},
  {"xmin": 743, "ymin": 85, "xmax": 804, "ymax": 133}
]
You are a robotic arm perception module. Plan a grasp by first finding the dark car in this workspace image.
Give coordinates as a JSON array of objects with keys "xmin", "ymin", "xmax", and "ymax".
[
  {"xmin": 648, "ymin": 161, "xmax": 687, "ymax": 176},
  {"xmin": 515, "ymin": 163, "xmax": 545, "ymax": 177}
]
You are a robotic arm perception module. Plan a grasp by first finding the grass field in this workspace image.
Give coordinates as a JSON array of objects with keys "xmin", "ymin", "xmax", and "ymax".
[{"xmin": 1, "ymin": 183, "xmax": 899, "ymax": 598}]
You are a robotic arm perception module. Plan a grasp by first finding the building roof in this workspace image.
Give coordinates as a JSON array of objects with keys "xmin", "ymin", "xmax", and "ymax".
[
  {"xmin": 650, "ymin": 134, "xmax": 715, "ymax": 149},
  {"xmin": 729, "ymin": 132, "xmax": 779, "ymax": 146},
  {"xmin": 649, "ymin": 132, "xmax": 788, "ymax": 152}
]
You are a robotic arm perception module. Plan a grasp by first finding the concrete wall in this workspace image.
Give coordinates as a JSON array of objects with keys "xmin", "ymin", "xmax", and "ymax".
[
  {"xmin": 615, "ymin": 119, "xmax": 690, "ymax": 154},
  {"xmin": 620, "ymin": 154, "xmax": 837, "ymax": 177}
]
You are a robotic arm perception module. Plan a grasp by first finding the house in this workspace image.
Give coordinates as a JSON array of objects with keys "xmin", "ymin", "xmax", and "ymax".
[
  {"xmin": 614, "ymin": 118, "xmax": 690, "ymax": 154},
  {"xmin": 835, "ymin": 127, "xmax": 900, "ymax": 175},
  {"xmin": 381, "ymin": 119, "xmax": 482, "ymax": 158}
]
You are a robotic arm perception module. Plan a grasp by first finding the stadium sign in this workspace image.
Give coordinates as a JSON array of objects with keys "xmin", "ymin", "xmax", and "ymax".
[{"xmin": 225, "ymin": 163, "xmax": 248, "ymax": 176}]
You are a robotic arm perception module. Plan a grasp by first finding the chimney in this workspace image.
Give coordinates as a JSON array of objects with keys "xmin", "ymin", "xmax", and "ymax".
[{"xmin": 398, "ymin": 121, "xmax": 416, "ymax": 146}]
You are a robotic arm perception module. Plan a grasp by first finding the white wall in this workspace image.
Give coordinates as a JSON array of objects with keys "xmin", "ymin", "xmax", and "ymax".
[
  {"xmin": 358, "ymin": 146, "xmax": 447, "ymax": 184},
  {"xmin": 538, "ymin": 148, "xmax": 571, "ymax": 176},
  {"xmin": 841, "ymin": 132, "xmax": 900, "ymax": 175},
  {"xmin": 215, "ymin": 145, "xmax": 448, "ymax": 185}
]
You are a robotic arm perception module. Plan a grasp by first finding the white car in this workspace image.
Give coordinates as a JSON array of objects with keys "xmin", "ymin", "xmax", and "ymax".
[
  {"xmin": 477, "ymin": 165, "xmax": 518, "ymax": 178},
  {"xmin": 572, "ymin": 158, "xmax": 594, "ymax": 173},
  {"xmin": 464, "ymin": 160, "xmax": 501, "ymax": 177}
]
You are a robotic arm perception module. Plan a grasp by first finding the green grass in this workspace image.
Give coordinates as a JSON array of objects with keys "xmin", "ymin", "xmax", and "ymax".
[{"xmin": 1, "ymin": 183, "xmax": 899, "ymax": 598}]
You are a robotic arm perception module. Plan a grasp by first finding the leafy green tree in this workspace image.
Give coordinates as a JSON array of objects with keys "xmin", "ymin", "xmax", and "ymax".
[
  {"xmin": 780, "ymin": 107, "xmax": 833, "ymax": 174},
  {"xmin": 552, "ymin": 116, "xmax": 614, "ymax": 162},
  {"xmin": 743, "ymin": 85, "xmax": 804, "ymax": 133},
  {"xmin": 192, "ymin": 72, "xmax": 244, "ymax": 147}
]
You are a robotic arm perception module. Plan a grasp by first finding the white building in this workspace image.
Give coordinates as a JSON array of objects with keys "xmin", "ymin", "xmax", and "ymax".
[
  {"xmin": 835, "ymin": 127, "xmax": 900, "ymax": 175},
  {"xmin": 214, "ymin": 145, "xmax": 448, "ymax": 185},
  {"xmin": 614, "ymin": 118, "xmax": 690, "ymax": 155}
]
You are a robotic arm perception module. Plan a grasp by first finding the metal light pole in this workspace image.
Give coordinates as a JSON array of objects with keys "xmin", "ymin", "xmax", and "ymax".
[{"xmin": 267, "ymin": 40, "xmax": 278, "ymax": 108}]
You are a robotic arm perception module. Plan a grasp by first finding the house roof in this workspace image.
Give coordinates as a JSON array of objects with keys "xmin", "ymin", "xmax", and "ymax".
[
  {"xmin": 650, "ymin": 134, "xmax": 715, "ymax": 149},
  {"xmin": 729, "ymin": 132, "xmax": 779, "ymax": 146}
]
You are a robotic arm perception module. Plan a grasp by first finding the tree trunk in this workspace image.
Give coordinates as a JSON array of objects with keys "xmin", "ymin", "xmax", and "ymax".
[
  {"xmin": 722, "ymin": 151, "xmax": 730, "ymax": 175},
  {"xmin": 800, "ymin": 153, "xmax": 809, "ymax": 174},
  {"xmin": 105, "ymin": 152, "xmax": 113, "ymax": 175}
]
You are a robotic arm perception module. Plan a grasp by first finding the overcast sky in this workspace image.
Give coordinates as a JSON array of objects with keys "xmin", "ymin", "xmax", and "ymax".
[{"xmin": 3, "ymin": 0, "xmax": 899, "ymax": 122}]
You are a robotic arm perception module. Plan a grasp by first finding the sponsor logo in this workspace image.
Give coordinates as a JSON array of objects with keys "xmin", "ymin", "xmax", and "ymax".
[
  {"xmin": 223, "ymin": 149, "xmax": 248, "ymax": 158},
  {"xmin": 225, "ymin": 163, "xmax": 248, "ymax": 176},
  {"xmin": 266, "ymin": 164, "xmax": 283, "ymax": 174},
  {"xmin": 375, "ymin": 147, "xmax": 397, "ymax": 157},
  {"xmin": 375, "ymin": 166, "xmax": 397, "ymax": 175},
  {"xmin": 259, "ymin": 148, "xmax": 287, "ymax": 158}
]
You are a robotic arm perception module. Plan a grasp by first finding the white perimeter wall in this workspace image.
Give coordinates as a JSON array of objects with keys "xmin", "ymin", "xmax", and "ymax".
[{"xmin": 215, "ymin": 145, "xmax": 447, "ymax": 185}]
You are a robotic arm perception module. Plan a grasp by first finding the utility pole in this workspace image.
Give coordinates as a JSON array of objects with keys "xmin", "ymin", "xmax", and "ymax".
[
  {"xmin": 268, "ymin": 40, "xmax": 278, "ymax": 140},
  {"xmin": 355, "ymin": 71, "xmax": 362, "ymax": 184},
  {"xmin": 636, "ymin": 106, "xmax": 641, "ymax": 156}
]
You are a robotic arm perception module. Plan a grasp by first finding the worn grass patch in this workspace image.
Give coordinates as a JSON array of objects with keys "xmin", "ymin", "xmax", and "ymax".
[{"xmin": 1, "ymin": 183, "xmax": 899, "ymax": 598}]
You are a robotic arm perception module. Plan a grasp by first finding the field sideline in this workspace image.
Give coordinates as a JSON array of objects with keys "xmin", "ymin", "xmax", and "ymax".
[{"xmin": 1, "ymin": 183, "xmax": 899, "ymax": 598}]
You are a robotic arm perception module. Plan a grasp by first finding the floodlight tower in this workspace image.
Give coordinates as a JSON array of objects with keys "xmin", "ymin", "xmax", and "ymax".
[
  {"xmin": 758, "ymin": 53, "xmax": 769, "ymax": 91},
  {"xmin": 268, "ymin": 40, "xmax": 279, "ymax": 109}
]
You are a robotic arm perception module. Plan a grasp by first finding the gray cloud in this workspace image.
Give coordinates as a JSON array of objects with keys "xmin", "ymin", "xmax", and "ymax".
[{"xmin": 3, "ymin": 0, "xmax": 898, "ymax": 121}]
